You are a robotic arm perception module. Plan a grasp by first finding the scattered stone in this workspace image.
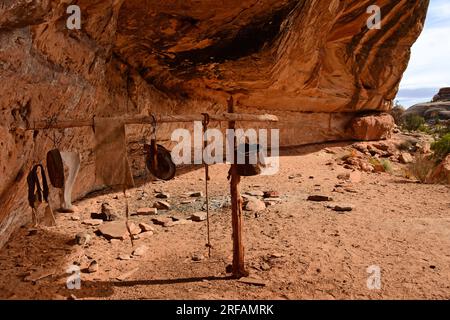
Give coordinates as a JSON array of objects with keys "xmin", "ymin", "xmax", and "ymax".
[
  {"xmin": 117, "ymin": 268, "xmax": 139, "ymax": 281},
  {"xmin": 181, "ymin": 200, "xmax": 195, "ymax": 204},
  {"xmin": 245, "ymin": 190, "xmax": 264, "ymax": 197},
  {"xmin": 98, "ymin": 221, "xmax": 129, "ymax": 240},
  {"xmin": 139, "ymin": 222, "xmax": 155, "ymax": 232},
  {"xmin": 135, "ymin": 207, "xmax": 158, "ymax": 216},
  {"xmin": 153, "ymin": 201, "xmax": 171, "ymax": 210},
  {"xmin": 238, "ymin": 277, "xmax": 267, "ymax": 287},
  {"xmin": 244, "ymin": 198, "xmax": 266, "ymax": 212},
  {"xmin": 191, "ymin": 212, "xmax": 207, "ymax": 222},
  {"xmin": 156, "ymin": 192, "xmax": 170, "ymax": 199},
  {"xmin": 82, "ymin": 219, "xmax": 103, "ymax": 226},
  {"xmin": 270, "ymin": 252, "xmax": 284, "ymax": 258},
  {"xmin": 260, "ymin": 262, "xmax": 271, "ymax": 271},
  {"xmin": 263, "ymin": 191, "xmax": 280, "ymax": 198},
  {"xmin": 68, "ymin": 294, "xmax": 77, "ymax": 300},
  {"xmin": 192, "ymin": 253, "xmax": 205, "ymax": 262},
  {"xmin": 128, "ymin": 222, "xmax": 141, "ymax": 236},
  {"xmin": 399, "ymin": 152, "xmax": 414, "ymax": 164},
  {"xmin": 70, "ymin": 215, "xmax": 80, "ymax": 221},
  {"xmin": 152, "ymin": 217, "xmax": 173, "ymax": 226},
  {"xmin": 24, "ymin": 269, "xmax": 55, "ymax": 282},
  {"xmin": 288, "ymin": 175, "xmax": 295, "ymax": 179},
  {"xmin": 307, "ymin": 195, "xmax": 333, "ymax": 202},
  {"xmin": 75, "ymin": 232, "xmax": 92, "ymax": 246},
  {"xmin": 118, "ymin": 254, "xmax": 132, "ymax": 261},
  {"xmin": 86, "ymin": 260, "xmax": 98, "ymax": 273},
  {"xmin": 132, "ymin": 245, "xmax": 148, "ymax": 257},
  {"xmin": 189, "ymin": 191, "xmax": 203, "ymax": 198},
  {"xmin": 330, "ymin": 204, "xmax": 355, "ymax": 212},
  {"xmin": 344, "ymin": 187, "xmax": 358, "ymax": 194}
]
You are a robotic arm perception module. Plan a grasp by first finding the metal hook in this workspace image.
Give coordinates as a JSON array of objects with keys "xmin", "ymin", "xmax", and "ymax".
[
  {"xmin": 201, "ymin": 112, "xmax": 210, "ymax": 128},
  {"xmin": 150, "ymin": 113, "xmax": 157, "ymax": 139}
]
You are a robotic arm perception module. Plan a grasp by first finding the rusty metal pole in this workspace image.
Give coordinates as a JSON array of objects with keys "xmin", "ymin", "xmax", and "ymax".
[{"xmin": 228, "ymin": 96, "xmax": 249, "ymax": 278}]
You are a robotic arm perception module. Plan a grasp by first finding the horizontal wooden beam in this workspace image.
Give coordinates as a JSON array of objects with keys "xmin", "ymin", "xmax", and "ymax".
[{"xmin": 26, "ymin": 113, "xmax": 278, "ymax": 130}]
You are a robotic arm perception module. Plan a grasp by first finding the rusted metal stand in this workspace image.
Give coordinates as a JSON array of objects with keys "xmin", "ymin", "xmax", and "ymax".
[{"xmin": 228, "ymin": 97, "xmax": 249, "ymax": 278}]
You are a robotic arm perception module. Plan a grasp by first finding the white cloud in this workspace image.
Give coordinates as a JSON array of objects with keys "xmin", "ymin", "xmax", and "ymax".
[{"xmin": 396, "ymin": 0, "xmax": 450, "ymax": 106}]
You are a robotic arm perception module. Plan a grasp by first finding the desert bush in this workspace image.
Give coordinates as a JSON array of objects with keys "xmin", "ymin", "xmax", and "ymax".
[
  {"xmin": 431, "ymin": 133, "xmax": 450, "ymax": 160},
  {"xmin": 369, "ymin": 158, "xmax": 392, "ymax": 173},
  {"xmin": 403, "ymin": 114, "xmax": 425, "ymax": 131},
  {"xmin": 390, "ymin": 103, "xmax": 405, "ymax": 126}
]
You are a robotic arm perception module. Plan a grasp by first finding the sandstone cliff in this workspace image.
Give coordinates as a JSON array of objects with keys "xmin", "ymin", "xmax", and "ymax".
[{"xmin": 0, "ymin": 0, "xmax": 429, "ymax": 247}]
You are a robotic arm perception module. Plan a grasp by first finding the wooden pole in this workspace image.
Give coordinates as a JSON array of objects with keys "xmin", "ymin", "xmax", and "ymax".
[
  {"xmin": 228, "ymin": 97, "xmax": 249, "ymax": 278},
  {"xmin": 25, "ymin": 113, "xmax": 278, "ymax": 130}
]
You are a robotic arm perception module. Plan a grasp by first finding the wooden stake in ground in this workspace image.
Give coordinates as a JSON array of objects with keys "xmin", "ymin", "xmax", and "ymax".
[{"xmin": 228, "ymin": 96, "xmax": 249, "ymax": 278}]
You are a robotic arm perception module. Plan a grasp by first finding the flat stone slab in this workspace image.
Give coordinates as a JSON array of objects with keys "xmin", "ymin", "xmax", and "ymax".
[
  {"xmin": 98, "ymin": 221, "xmax": 129, "ymax": 240},
  {"xmin": 307, "ymin": 195, "xmax": 333, "ymax": 202}
]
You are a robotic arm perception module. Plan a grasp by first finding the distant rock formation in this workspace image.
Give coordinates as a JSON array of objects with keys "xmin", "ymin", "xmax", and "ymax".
[
  {"xmin": 405, "ymin": 88, "xmax": 450, "ymax": 121},
  {"xmin": 433, "ymin": 88, "xmax": 450, "ymax": 102}
]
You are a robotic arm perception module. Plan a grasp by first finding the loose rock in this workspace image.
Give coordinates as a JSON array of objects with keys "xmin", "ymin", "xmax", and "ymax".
[
  {"xmin": 75, "ymin": 233, "xmax": 92, "ymax": 246},
  {"xmin": 331, "ymin": 204, "xmax": 355, "ymax": 212},
  {"xmin": 156, "ymin": 192, "xmax": 170, "ymax": 199},
  {"xmin": 244, "ymin": 199, "xmax": 266, "ymax": 212},
  {"xmin": 263, "ymin": 191, "xmax": 280, "ymax": 198},
  {"xmin": 86, "ymin": 260, "xmax": 98, "ymax": 273},
  {"xmin": 192, "ymin": 253, "xmax": 205, "ymax": 262},
  {"xmin": 139, "ymin": 222, "xmax": 155, "ymax": 232},
  {"xmin": 189, "ymin": 191, "xmax": 203, "ymax": 198},
  {"xmin": 82, "ymin": 219, "xmax": 103, "ymax": 226},
  {"xmin": 399, "ymin": 152, "xmax": 414, "ymax": 164},
  {"xmin": 118, "ymin": 254, "xmax": 132, "ymax": 261},
  {"xmin": 191, "ymin": 212, "xmax": 207, "ymax": 222},
  {"xmin": 135, "ymin": 207, "xmax": 158, "ymax": 216},
  {"xmin": 152, "ymin": 217, "xmax": 173, "ymax": 226},
  {"xmin": 98, "ymin": 221, "xmax": 129, "ymax": 240},
  {"xmin": 153, "ymin": 201, "xmax": 171, "ymax": 210},
  {"xmin": 307, "ymin": 195, "xmax": 333, "ymax": 202},
  {"xmin": 245, "ymin": 190, "xmax": 264, "ymax": 197}
]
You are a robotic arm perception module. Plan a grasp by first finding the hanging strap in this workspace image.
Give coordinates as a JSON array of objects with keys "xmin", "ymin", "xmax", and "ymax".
[
  {"xmin": 27, "ymin": 164, "xmax": 49, "ymax": 209},
  {"xmin": 202, "ymin": 113, "xmax": 212, "ymax": 257}
]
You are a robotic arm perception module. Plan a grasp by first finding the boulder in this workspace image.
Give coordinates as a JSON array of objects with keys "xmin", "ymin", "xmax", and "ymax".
[
  {"xmin": 427, "ymin": 155, "xmax": 450, "ymax": 184},
  {"xmin": 350, "ymin": 113, "xmax": 395, "ymax": 141}
]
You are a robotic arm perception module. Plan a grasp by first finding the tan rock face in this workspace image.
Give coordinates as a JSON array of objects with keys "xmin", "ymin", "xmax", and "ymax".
[{"xmin": 0, "ymin": 0, "xmax": 429, "ymax": 246}]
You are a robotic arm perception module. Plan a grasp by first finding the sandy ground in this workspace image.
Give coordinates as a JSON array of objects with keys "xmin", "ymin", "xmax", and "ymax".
[{"xmin": 0, "ymin": 140, "xmax": 449, "ymax": 300}]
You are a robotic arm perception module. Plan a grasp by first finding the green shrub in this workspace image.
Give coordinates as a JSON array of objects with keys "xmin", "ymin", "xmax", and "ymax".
[
  {"xmin": 403, "ymin": 114, "xmax": 425, "ymax": 131},
  {"xmin": 431, "ymin": 133, "xmax": 450, "ymax": 160}
]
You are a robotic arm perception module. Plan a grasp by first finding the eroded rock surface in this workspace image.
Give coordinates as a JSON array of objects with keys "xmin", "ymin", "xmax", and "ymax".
[{"xmin": 0, "ymin": 0, "xmax": 429, "ymax": 247}]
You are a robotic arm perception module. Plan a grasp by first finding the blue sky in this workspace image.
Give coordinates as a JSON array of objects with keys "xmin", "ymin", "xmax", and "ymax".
[{"xmin": 396, "ymin": 0, "xmax": 450, "ymax": 107}]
